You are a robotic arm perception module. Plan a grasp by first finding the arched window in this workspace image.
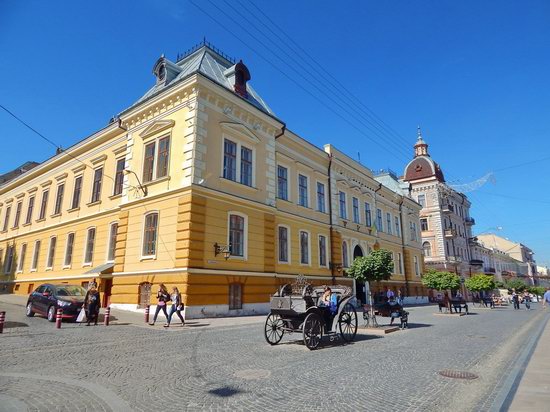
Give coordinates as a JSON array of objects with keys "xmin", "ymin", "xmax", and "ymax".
[
  {"xmin": 342, "ymin": 241, "xmax": 349, "ymax": 267},
  {"xmin": 423, "ymin": 241, "xmax": 432, "ymax": 257}
]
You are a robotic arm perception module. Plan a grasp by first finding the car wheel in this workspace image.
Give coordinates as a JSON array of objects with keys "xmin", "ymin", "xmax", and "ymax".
[
  {"xmin": 47, "ymin": 305, "xmax": 56, "ymax": 322},
  {"xmin": 26, "ymin": 302, "xmax": 35, "ymax": 317}
]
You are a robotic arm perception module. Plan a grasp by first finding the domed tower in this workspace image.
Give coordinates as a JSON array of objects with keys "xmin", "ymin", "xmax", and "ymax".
[{"xmin": 403, "ymin": 127, "xmax": 445, "ymax": 183}]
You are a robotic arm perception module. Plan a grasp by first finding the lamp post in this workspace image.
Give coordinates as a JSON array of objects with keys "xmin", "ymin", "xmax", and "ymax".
[{"xmin": 123, "ymin": 169, "xmax": 148, "ymax": 197}]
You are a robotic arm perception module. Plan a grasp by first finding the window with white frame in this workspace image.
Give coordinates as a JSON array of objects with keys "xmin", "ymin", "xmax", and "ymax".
[
  {"xmin": 2, "ymin": 205, "xmax": 11, "ymax": 231},
  {"xmin": 365, "ymin": 202, "xmax": 372, "ymax": 227},
  {"xmin": 25, "ymin": 196, "xmax": 35, "ymax": 224},
  {"xmin": 143, "ymin": 213, "xmax": 158, "ymax": 257},
  {"xmin": 240, "ymin": 146, "xmax": 253, "ymax": 186},
  {"xmin": 71, "ymin": 176, "xmax": 82, "ymax": 209},
  {"xmin": 395, "ymin": 215, "xmax": 401, "ymax": 237},
  {"xmin": 229, "ymin": 213, "xmax": 246, "ymax": 257},
  {"xmin": 414, "ymin": 256, "xmax": 420, "ymax": 276},
  {"xmin": 391, "ymin": 252, "xmax": 396, "ymax": 273},
  {"xmin": 417, "ymin": 194, "xmax": 426, "ymax": 207},
  {"xmin": 64, "ymin": 233, "xmax": 75, "ymax": 267},
  {"xmin": 47, "ymin": 236, "xmax": 57, "ymax": 269},
  {"xmin": 107, "ymin": 223, "xmax": 118, "ymax": 262},
  {"xmin": 143, "ymin": 136, "xmax": 170, "ymax": 183},
  {"xmin": 410, "ymin": 221, "xmax": 418, "ymax": 241},
  {"xmin": 386, "ymin": 212, "xmax": 392, "ymax": 235},
  {"xmin": 223, "ymin": 138, "xmax": 253, "ymax": 187},
  {"xmin": 339, "ymin": 192, "xmax": 347, "ymax": 219},
  {"xmin": 420, "ymin": 218, "xmax": 428, "ymax": 231},
  {"xmin": 84, "ymin": 228, "xmax": 96, "ymax": 264},
  {"xmin": 397, "ymin": 252, "xmax": 403, "ymax": 274},
  {"xmin": 298, "ymin": 175, "xmax": 308, "ymax": 207},
  {"xmin": 376, "ymin": 209, "xmax": 383, "ymax": 232},
  {"xmin": 17, "ymin": 243, "xmax": 26, "ymax": 272},
  {"xmin": 3, "ymin": 245, "xmax": 14, "ymax": 274},
  {"xmin": 278, "ymin": 226, "xmax": 289, "ymax": 263},
  {"xmin": 299, "ymin": 231, "xmax": 309, "ymax": 264},
  {"xmin": 113, "ymin": 158, "xmax": 125, "ymax": 196},
  {"xmin": 352, "ymin": 197, "xmax": 360, "ymax": 223},
  {"xmin": 277, "ymin": 166, "xmax": 288, "ymax": 200},
  {"xmin": 38, "ymin": 190, "xmax": 49, "ymax": 220},
  {"xmin": 53, "ymin": 184, "xmax": 64, "ymax": 215},
  {"xmin": 318, "ymin": 235, "xmax": 327, "ymax": 267},
  {"xmin": 90, "ymin": 168, "xmax": 103, "ymax": 203},
  {"xmin": 342, "ymin": 241, "xmax": 349, "ymax": 267},
  {"xmin": 316, "ymin": 182, "xmax": 326, "ymax": 213},
  {"xmin": 13, "ymin": 201, "xmax": 22, "ymax": 228},
  {"xmin": 31, "ymin": 240, "xmax": 40, "ymax": 271}
]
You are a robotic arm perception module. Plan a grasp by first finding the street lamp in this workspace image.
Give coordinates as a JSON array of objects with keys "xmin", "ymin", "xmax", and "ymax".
[{"xmin": 123, "ymin": 169, "xmax": 148, "ymax": 197}]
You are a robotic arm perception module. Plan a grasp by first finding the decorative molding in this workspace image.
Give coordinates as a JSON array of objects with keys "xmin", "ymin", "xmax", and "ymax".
[
  {"xmin": 219, "ymin": 122, "xmax": 260, "ymax": 145},
  {"xmin": 138, "ymin": 119, "xmax": 175, "ymax": 140},
  {"xmin": 90, "ymin": 154, "xmax": 108, "ymax": 166},
  {"xmin": 55, "ymin": 173, "xmax": 68, "ymax": 181},
  {"xmin": 112, "ymin": 145, "xmax": 127, "ymax": 156},
  {"xmin": 40, "ymin": 180, "xmax": 52, "ymax": 188},
  {"xmin": 72, "ymin": 164, "xmax": 86, "ymax": 174}
]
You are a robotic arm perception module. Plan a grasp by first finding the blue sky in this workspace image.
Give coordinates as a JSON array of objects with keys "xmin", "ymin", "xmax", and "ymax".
[{"xmin": 1, "ymin": 1, "xmax": 549, "ymax": 265}]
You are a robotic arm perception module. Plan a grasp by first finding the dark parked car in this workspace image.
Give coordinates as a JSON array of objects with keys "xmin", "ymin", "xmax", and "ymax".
[{"xmin": 26, "ymin": 284, "xmax": 86, "ymax": 322}]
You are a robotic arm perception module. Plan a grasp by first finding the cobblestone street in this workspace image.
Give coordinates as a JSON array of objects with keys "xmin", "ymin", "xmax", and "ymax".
[{"xmin": 0, "ymin": 297, "xmax": 548, "ymax": 412}]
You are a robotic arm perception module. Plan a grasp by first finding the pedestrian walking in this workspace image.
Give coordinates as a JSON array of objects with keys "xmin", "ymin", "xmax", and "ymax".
[
  {"xmin": 522, "ymin": 291, "xmax": 531, "ymax": 310},
  {"xmin": 512, "ymin": 289, "xmax": 520, "ymax": 310},
  {"xmin": 397, "ymin": 289, "xmax": 404, "ymax": 306},
  {"xmin": 149, "ymin": 284, "xmax": 171, "ymax": 326},
  {"xmin": 88, "ymin": 277, "xmax": 98, "ymax": 290},
  {"xmin": 542, "ymin": 288, "xmax": 550, "ymax": 309},
  {"xmin": 84, "ymin": 285, "xmax": 101, "ymax": 326},
  {"xmin": 166, "ymin": 287, "xmax": 185, "ymax": 327}
]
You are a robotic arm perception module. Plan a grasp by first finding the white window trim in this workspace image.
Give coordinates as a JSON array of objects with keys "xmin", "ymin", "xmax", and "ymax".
[
  {"xmin": 142, "ymin": 133, "xmax": 171, "ymax": 184},
  {"xmin": 339, "ymin": 191, "xmax": 348, "ymax": 220},
  {"xmin": 16, "ymin": 243, "xmax": 26, "ymax": 273},
  {"xmin": 141, "ymin": 212, "xmax": 159, "ymax": 260},
  {"xmin": 386, "ymin": 212, "xmax": 392, "ymax": 235},
  {"xmin": 394, "ymin": 215, "xmax": 401, "ymax": 237},
  {"xmin": 89, "ymin": 167, "xmax": 104, "ymax": 204},
  {"xmin": 30, "ymin": 240, "xmax": 40, "ymax": 272},
  {"xmin": 106, "ymin": 221, "xmax": 118, "ymax": 263},
  {"xmin": 397, "ymin": 252, "xmax": 403, "ymax": 274},
  {"xmin": 298, "ymin": 229, "xmax": 311, "ymax": 266},
  {"xmin": 276, "ymin": 163, "xmax": 291, "ymax": 202},
  {"xmin": 83, "ymin": 226, "xmax": 96, "ymax": 266},
  {"xmin": 63, "ymin": 232, "xmax": 75, "ymax": 269},
  {"xmin": 112, "ymin": 157, "xmax": 127, "ymax": 196},
  {"xmin": 277, "ymin": 224, "xmax": 291, "ymax": 264},
  {"xmin": 46, "ymin": 236, "xmax": 57, "ymax": 271},
  {"xmin": 318, "ymin": 234, "xmax": 329, "ymax": 268},
  {"xmin": 297, "ymin": 173, "xmax": 310, "ymax": 208},
  {"xmin": 227, "ymin": 211, "xmax": 248, "ymax": 260},
  {"xmin": 352, "ymin": 197, "xmax": 361, "ymax": 224},
  {"xmin": 315, "ymin": 180, "xmax": 327, "ymax": 213},
  {"xmin": 220, "ymin": 136, "xmax": 256, "ymax": 188}
]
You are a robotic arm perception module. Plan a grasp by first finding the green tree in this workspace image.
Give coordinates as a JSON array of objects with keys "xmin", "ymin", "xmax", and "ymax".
[
  {"xmin": 421, "ymin": 269, "xmax": 461, "ymax": 291},
  {"xmin": 528, "ymin": 286, "xmax": 546, "ymax": 297},
  {"xmin": 464, "ymin": 274, "xmax": 496, "ymax": 293},
  {"xmin": 505, "ymin": 278, "xmax": 527, "ymax": 292},
  {"xmin": 494, "ymin": 280, "xmax": 506, "ymax": 289},
  {"xmin": 346, "ymin": 249, "xmax": 394, "ymax": 283}
]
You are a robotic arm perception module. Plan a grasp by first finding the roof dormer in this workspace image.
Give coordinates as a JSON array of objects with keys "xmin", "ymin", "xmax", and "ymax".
[
  {"xmin": 224, "ymin": 60, "xmax": 250, "ymax": 98},
  {"xmin": 152, "ymin": 55, "xmax": 182, "ymax": 86}
]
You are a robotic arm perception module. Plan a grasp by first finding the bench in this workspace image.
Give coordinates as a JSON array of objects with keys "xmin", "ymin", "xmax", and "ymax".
[{"xmin": 450, "ymin": 300, "xmax": 469, "ymax": 314}]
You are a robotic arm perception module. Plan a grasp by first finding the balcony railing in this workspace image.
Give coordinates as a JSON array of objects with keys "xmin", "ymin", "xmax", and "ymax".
[
  {"xmin": 442, "ymin": 204, "xmax": 454, "ymax": 214},
  {"xmin": 444, "ymin": 229, "xmax": 457, "ymax": 238},
  {"xmin": 465, "ymin": 217, "xmax": 475, "ymax": 225}
]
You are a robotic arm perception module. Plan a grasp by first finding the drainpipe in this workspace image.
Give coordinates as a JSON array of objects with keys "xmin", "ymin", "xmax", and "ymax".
[
  {"xmin": 327, "ymin": 154, "xmax": 336, "ymax": 284},
  {"xmin": 399, "ymin": 197, "xmax": 410, "ymax": 297},
  {"xmin": 274, "ymin": 123, "xmax": 286, "ymax": 139}
]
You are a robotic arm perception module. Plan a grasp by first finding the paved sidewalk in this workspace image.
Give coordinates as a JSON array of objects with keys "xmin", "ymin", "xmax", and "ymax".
[{"xmin": 507, "ymin": 309, "xmax": 550, "ymax": 411}]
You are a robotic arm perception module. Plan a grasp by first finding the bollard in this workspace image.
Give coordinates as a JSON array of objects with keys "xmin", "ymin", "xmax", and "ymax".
[
  {"xmin": 104, "ymin": 306, "xmax": 111, "ymax": 326},
  {"xmin": 144, "ymin": 305, "xmax": 150, "ymax": 323},
  {"xmin": 0, "ymin": 311, "xmax": 5, "ymax": 334},
  {"xmin": 56, "ymin": 308, "xmax": 63, "ymax": 329}
]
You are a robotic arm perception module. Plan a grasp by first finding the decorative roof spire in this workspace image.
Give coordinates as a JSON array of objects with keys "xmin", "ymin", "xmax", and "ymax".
[{"xmin": 414, "ymin": 125, "xmax": 429, "ymax": 158}]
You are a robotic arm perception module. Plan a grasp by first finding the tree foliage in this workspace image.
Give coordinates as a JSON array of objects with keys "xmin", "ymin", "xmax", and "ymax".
[
  {"xmin": 421, "ymin": 269, "xmax": 461, "ymax": 291},
  {"xmin": 494, "ymin": 280, "xmax": 506, "ymax": 289},
  {"xmin": 505, "ymin": 278, "xmax": 527, "ymax": 292},
  {"xmin": 528, "ymin": 286, "xmax": 546, "ymax": 296},
  {"xmin": 346, "ymin": 249, "xmax": 394, "ymax": 283},
  {"xmin": 464, "ymin": 274, "xmax": 496, "ymax": 293}
]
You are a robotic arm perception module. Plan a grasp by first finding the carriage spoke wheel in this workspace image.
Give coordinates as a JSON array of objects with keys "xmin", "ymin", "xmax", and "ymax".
[
  {"xmin": 303, "ymin": 313, "xmax": 323, "ymax": 350},
  {"xmin": 338, "ymin": 303, "xmax": 358, "ymax": 342},
  {"xmin": 264, "ymin": 314, "xmax": 285, "ymax": 345}
]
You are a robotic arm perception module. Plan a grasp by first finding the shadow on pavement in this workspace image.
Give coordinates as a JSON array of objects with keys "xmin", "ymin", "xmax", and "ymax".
[
  {"xmin": 208, "ymin": 386, "xmax": 245, "ymax": 397},
  {"xmin": 405, "ymin": 323, "xmax": 432, "ymax": 329},
  {"xmin": 4, "ymin": 321, "xmax": 29, "ymax": 328}
]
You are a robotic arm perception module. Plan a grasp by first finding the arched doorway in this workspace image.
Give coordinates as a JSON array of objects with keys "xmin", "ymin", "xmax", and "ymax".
[
  {"xmin": 353, "ymin": 245, "xmax": 364, "ymax": 259},
  {"xmin": 138, "ymin": 282, "xmax": 152, "ymax": 308},
  {"xmin": 352, "ymin": 245, "xmax": 367, "ymax": 305}
]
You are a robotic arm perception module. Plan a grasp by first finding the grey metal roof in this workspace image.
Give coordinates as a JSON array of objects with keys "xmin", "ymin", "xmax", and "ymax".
[
  {"xmin": 84, "ymin": 263, "xmax": 114, "ymax": 275},
  {"xmin": 129, "ymin": 45, "xmax": 274, "ymax": 116}
]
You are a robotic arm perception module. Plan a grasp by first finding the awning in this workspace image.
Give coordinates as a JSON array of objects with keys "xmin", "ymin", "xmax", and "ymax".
[{"xmin": 84, "ymin": 263, "xmax": 114, "ymax": 275}]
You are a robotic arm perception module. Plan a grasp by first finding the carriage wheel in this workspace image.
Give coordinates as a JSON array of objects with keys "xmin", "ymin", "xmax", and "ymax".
[
  {"xmin": 264, "ymin": 314, "xmax": 285, "ymax": 345},
  {"xmin": 338, "ymin": 303, "xmax": 358, "ymax": 342},
  {"xmin": 303, "ymin": 313, "xmax": 323, "ymax": 350}
]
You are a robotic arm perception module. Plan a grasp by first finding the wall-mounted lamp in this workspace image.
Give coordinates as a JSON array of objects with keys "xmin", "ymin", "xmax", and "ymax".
[
  {"xmin": 329, "ymin": 262, "xmax": 343, "ymax": 273},
  {"xmin": 214, "ymin": 243, "xmax": 232, "ymax": 260},
  {"xmin": 123, "ymin": 169, "xmax": 148, "ymax": 197}
]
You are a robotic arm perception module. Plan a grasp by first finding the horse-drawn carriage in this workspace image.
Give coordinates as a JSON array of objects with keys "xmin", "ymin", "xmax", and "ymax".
[{"xmin": 264, "ymin": 281, "xmax": 358, "ymax": 350}]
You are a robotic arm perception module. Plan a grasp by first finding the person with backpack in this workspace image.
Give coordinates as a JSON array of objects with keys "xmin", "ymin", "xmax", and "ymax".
[
  {"xmin": 166, "ymin": 286, "xmax": 185, "ymax": 327},
  {"xmin": 84, "ymin": 285, "xmax": 101, "ymax": 326},
  {"xmin": 149, "ymin": 284, "xmax": 171, "ymax": 326}
]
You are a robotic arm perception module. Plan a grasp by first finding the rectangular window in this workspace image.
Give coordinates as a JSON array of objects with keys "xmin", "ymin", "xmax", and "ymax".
[
  {"xmin": 397, "ymin": 252, "xmax": 403, "ymax": 274},
  {"xmin": 3, "ymin": 206, "xmax": 11, "ymax": 231},
  {"xmin": 339, "ymin": 192, "xmax": 347, "ymax": 219},
  {"xmin": 365, "ymin": 203, "xmax": 372, "ymax": 227},
  {"xmin": 229, "ymin": 283, "xmax": 242, "ymax": 310},
  {"xmin": 352, "ymin": 197, "xmax": 360, "ymax": 223},
  {"xmin": 414, "ymin": 256, "xmax": 420, "ymax": 276},
  {"xmin": 298, "ymin": 175, "xmax": 308, "ymax": 207},
  {"xmin": 54, "ymin": 184, "xmax": 65, "ymax": 215},
  {"xmin": 13, "ymin": 201, "xmax": 22, "ymax": 228},
  {"xmin": 113, "ymin": 158, "xmax": 125, "ymax": 195},
  {"xmin": 420, "ymin": 218, "xmax": 429, "ymax": 231},
  {"xmin": 31, "ymin": 240, "xmax": 40, "ymax": 271},
  {"xmin": 107, "ymin": 223, "xmax": 118, "ymax": 262},
  {"xmin": 376, "ymin": 209, "xmax": 383, "ymax": 232},
  {"xmin": 223, "ymin": 139, "xmax": 237, "ymax": 181},
  {"xmin": 316, "ymin": 182, "xmax": 325, "ymax": 213},
  {"xmin": 240, "ymin": 146, "xmax": 253, "ymax": 186},
  {"xmin": 91, "ymin": 168, "xmax": 103, "ymax": 203},
  {"xmin": 47, "ymin": 237, "xmax": 57, "ymax": 269},
  {"xmin": 84, "ymin": 228, "xmax": 96, "ymax": 264},
  {"xmin": 277, "ymin": 166, "xmax": 288, "ymax": 200},
  {"xmin": 143, "ymin": 141, "xmax": 156, "ymax": 183},
  {"xmin": 64, "ymin": 233, "xmax": 75, "ymax": 267},
  {"xmin": 410, "ymin": 222, "xmax": 418, "ymax": 241},
  {"xmin": 38, "ymin": 190, "xmax": 49, "ymax": 220},
  {"xmin": 25, "ymin": 196, "xmax": 35, "ymax": 224},
  {"xmin": 278, "ymin": 226, "xmax": 289, "ymax": 263},
  {"xmin": 71, "ymin": 176, "xmax": 82, "ymax": 209},
  {"xmin": 143, "ymin": 214, "xmax": 159, "ymax": 257},
  {"xmin": 319, "ymin": 235, "xmax": 327, "ymax": 267},
  {"xmin": 395, "ymin": 216, "xmax": 401, "ymax": 237},
  {"xmin": 17, "ymin": 243, "xmax": 27, "ymax": 272},
  {"xmin": 386, "ymin": 212, "xmax": 392, "ymax": 235},
  {"xmin": 156, "ymin": 137, "xmax": 170, "ymax": 179},
  {"xmin": 3, "ymin": 246, "xmax": 14, "ymax": 274},
  {"xmin": 417, "ymin": 194, "xmax": 426, "ymax": 207},
  {"xmin": 300, "ymin": 231, "xmax": 309, "ymax": 264},
  {"xmin": 229, "ymin": 214, "xmax": 245, "ymax": 257},
  {"xmin": 391, "ymin": 252, "xmax": 396, "ymax": 273}
]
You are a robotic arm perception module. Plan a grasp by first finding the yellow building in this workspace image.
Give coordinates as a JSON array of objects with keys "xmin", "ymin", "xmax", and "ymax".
[{"xmin": 0, "ymin": 42, "xmax": 425, "ymax": 317}]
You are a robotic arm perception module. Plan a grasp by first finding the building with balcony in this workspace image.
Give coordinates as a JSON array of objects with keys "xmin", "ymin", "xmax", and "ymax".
[{"xmin": 0, "ymin": 42, "xmax": 425, "ymax": 317}]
